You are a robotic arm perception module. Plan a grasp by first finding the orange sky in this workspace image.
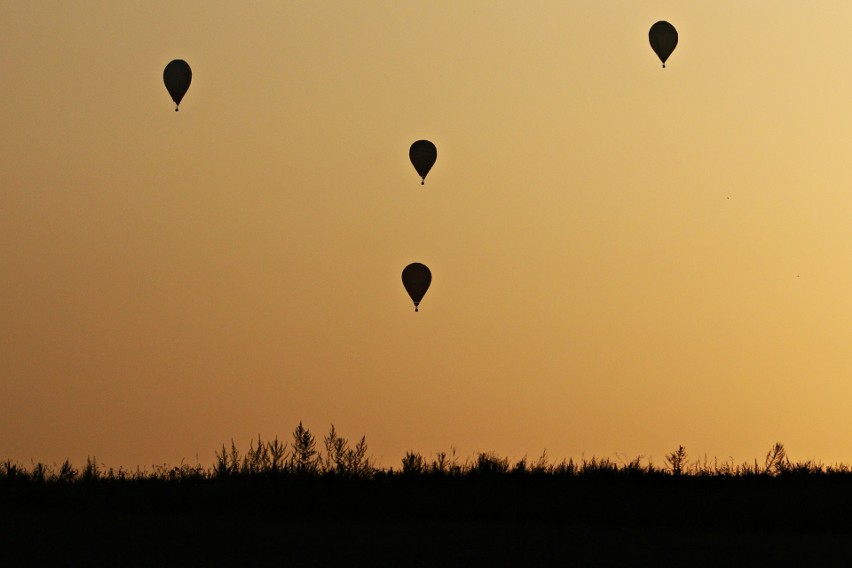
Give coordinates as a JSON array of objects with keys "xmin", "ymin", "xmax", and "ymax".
[{"xmin": 2, "ymin": 1, "xmax": 852, "ymax": 469}]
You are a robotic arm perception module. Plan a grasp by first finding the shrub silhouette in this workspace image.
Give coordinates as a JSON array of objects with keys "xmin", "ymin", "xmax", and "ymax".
[
  {"xmin": 322, "ymin": 425, "xmax": 372, "ymax": 477},
  {"xmin": 58, "ymin": 459, "xmax": 77, "ymax": 482},
  {"xmin": 244, "ymin": 435, "xmax": 271, "ymax": 474},
  {"xmin": 764, "ymin": 442, "xmax": 789, "ymax": 476},
  {"xmin": 666, "ymin": 445, "xmax": 688, "ymax": 475},
  {"xmin": 290, "ymin": 421, "xmax": 320, "ymax": 475},
  {"xmin": 268, "ymin": 435, "xmax": 287, "ymax": 474},
  {"xmin": 401, "ymin": 451, "xmax": 425, "ymax": 475},
  {"xmin": 471, "ymin": 452, "xmax": 509, "ymax": 476},
  {"xmin": 81, "ymin": 456, "xmax": 101, "ymax": 482}
]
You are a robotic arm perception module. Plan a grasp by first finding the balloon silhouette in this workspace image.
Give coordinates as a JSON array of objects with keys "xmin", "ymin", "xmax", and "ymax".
[
  {"xmin": 402, "ymin": 263, "xmax": 431, "ymax": 312},
  {"xmin": 409, "ymin": 140, "xmax": 437, "ymax": 185},
  {"xmin": 163, "ymin": 60, "xmax": 192, "ymax": 111},
  {"xmin": 649, "ymin": 21, "xmax": 678, "ymax": 68}
]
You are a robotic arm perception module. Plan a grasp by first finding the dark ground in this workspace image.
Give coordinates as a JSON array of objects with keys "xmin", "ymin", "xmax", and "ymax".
[{"xmin": 3, "ymin": 475, "xmax": 852, "ymax": 566}]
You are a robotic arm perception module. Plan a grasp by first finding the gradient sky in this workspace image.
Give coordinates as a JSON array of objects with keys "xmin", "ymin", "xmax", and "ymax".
[{"xmin": 2, "ymin": 1, "xmax": 852, "ymax": 469}]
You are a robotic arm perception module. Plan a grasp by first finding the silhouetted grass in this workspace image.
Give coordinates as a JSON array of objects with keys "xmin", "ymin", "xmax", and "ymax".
[
  {"xmin": 4, "ymin": 425, "xmax": 852, "ymax": 565},
  {"xmin": 4, "ymin": 424, "xmax": 849, "ymax": 483}
]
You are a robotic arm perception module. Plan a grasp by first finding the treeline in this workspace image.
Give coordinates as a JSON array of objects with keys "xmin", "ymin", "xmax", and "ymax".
[{"xmin": 2, "ymin": 422, "xmax": 852, "ymax": 483}]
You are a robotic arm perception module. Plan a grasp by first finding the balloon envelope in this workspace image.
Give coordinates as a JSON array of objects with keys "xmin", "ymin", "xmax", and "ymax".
[
  {"xmin": 649, "ymin": 21, "xmax": 678, "ymax": 67},
  {"xmin": 409, "ymin": 140, "xmax": 437, "ymax": 185},
  {"xmin": 402, "ymin": 263, "xmax": 432, "ymax": 312},
  {"xmin": 163, "ymin": 59, "xmax": 192, "ymax": 111}
]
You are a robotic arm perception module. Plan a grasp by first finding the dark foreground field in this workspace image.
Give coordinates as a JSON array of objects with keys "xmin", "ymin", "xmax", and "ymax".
[
  {"xmin": 4, "ymin": 474, "xmax": 852, "ymax": 566},
  {"xmin": 4, "ymin": 432, "xmax": 852, "ymax": 565}
]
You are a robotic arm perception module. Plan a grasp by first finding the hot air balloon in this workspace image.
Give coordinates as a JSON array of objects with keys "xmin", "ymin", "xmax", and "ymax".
[
  {"xmin": 402, "ymin": 263, "xmax": 431, "ymax": 312},
  {"xmin": 409, "ymin": 140, "xmax": 437, "ymax": 185},
  {"xmin": 649, "ymin": 21, "xmax": 678, "ymax": 68},
  {"xmin": 163, "ymin": 59, "xmax": 192, "ymax": 111}
]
